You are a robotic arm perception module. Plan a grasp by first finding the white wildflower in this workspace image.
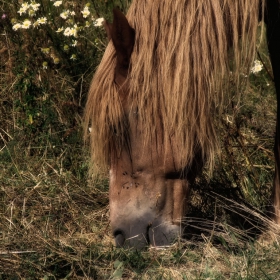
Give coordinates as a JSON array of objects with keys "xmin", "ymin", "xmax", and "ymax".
[
  {"xmin": 53, "ymin": 1, "xmax": 62, "ymax": 7},
  {"xmin": 94, "ymin": 17, "xmax": 104, "ymax": 27},
  {"xmin": 21, "ymin": 19, "xmax": 32, "ymax": 29},
  {"xmin": 63, "ymin": 25, "xmax": 78, "ymax": 37},
  {"xmin": 56, "ymin": 27, "xmax": 64, "ymax": 33},
  {"xmin": 18, "ymin": 2, "xmax": 29, "ymax": 15},
  {"xmin": 70, "ymin": 54, "xmax": 77, "ymax": 60},
  {"xmin": 21, "ymin": 2, "xmax": 29, "ymax": 9},
  {"xmin": 12, "ymin": 23, "xmax": 22, "ymax": 31},
  {"xmin": 33, "ymin": 21, "xmax": 39, "ymax": 27},
  {"xmin": 71, "ymin": 40, "xmax": 78, "ymax": 47},
  {"xmin": 60, "ymin": 10, "xmax": 69, "ymax": 19},
  {"xmin": 70, "ymin": 11, "xmax": 75, "ymax": 16},
  {"xmin": 30, "ymin": 2, "xmax": 40, "ymax": 12},
  {"xmin": 28, "ymin": 9, "xmax": 36, "ymax": 17},
  {"xmin": 18, "ymin": 7, "xmax": 28, "ymax": 16},
  {"xmin": 81, "ymin": 6, "xmax": 90, "ymax": 18},
  {"xmin": 72, "ymin": 25, "xmax": 78, "ymax": 37},
  {"xmin": 251, "ymin": 60, "xmax": 263, "ymax": 74},
  {"xmin": 63, "ymin": 27, "xmax": 71, "ymax": 36},
  {"xmin": 35, "ymin": 17, "xmax": 47, "ymax": 25}
]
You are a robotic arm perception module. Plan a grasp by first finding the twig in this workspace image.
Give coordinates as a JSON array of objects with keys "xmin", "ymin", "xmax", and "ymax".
[{"xmin": 0, "ymin": 250, "xmax": 36, "ymax": 255}]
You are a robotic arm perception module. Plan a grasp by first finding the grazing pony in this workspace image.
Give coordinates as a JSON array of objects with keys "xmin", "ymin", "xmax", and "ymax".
[{"xmin": 85, "ymin": 0, "xmax": 280, "ymax": 248}]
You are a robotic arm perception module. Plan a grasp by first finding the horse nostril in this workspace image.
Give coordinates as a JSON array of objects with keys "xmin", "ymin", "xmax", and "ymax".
[{"xmin": 114, "ymin": 230, "xmax": 125, "ymax": 247}]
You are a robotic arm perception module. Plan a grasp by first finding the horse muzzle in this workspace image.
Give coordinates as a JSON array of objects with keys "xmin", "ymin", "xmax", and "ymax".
[{"xmin": 111, "ymin": 213, "xmax": 182, "ymax": 249}]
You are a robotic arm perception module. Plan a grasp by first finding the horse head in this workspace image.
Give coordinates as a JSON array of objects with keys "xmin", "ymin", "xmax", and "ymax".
[{"xmin": 104, "ymin": 8, "xmax": 202, "ymax": 248}]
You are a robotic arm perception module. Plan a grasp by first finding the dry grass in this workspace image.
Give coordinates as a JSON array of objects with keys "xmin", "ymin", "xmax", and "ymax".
[
  {"xmin": 1, "ymin": 67, "xmax": 280, "ymax": 279},
  {"xmin": 1, "ymin": 162, "xmax": 280, "ymax": 279}
]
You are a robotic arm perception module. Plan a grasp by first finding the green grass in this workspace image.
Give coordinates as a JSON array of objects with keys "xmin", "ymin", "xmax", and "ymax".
[{"xmin": 1, "ymin": 1, "xmax": 280, "ymax": 279}]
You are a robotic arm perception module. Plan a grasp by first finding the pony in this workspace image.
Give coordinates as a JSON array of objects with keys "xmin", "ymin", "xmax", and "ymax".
[{"xmin": 84, "ymin": 0, "xmax": 280, "ymax": 249}]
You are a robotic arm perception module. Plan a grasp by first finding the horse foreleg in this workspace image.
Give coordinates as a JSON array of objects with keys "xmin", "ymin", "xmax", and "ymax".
[{"xmin": 266, "ymin": 0, "xmax": 280, "ymax": 224}]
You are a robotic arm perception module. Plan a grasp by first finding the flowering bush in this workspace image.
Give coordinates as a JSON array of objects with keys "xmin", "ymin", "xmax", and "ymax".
[
  {"xmin": 10, "ymin": 1, "xmax": 107, "ymax": 69},
  {"xmin": 0, "ymin": 0, "xmax": 130, "ymax": 155}
]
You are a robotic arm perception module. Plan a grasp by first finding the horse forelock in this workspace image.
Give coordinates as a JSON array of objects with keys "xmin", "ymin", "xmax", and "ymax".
[{"xmin": 85, "ymin": 0, "xmax": 264, "ymax": 176}]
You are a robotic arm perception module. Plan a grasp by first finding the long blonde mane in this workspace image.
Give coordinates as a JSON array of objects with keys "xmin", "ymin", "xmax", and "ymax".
[{"xmin": 84, "ymin": 0, "xmax": 263, "ymax": 175}]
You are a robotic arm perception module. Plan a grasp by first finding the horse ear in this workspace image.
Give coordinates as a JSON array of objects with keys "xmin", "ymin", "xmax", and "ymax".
[
  {"xmin": 110, "ymin": 8, "xmax": 135, "ymax": 77},
  {"xmin": 103, "ymin": 20, "xmax": 112, "ymax": 41}
]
